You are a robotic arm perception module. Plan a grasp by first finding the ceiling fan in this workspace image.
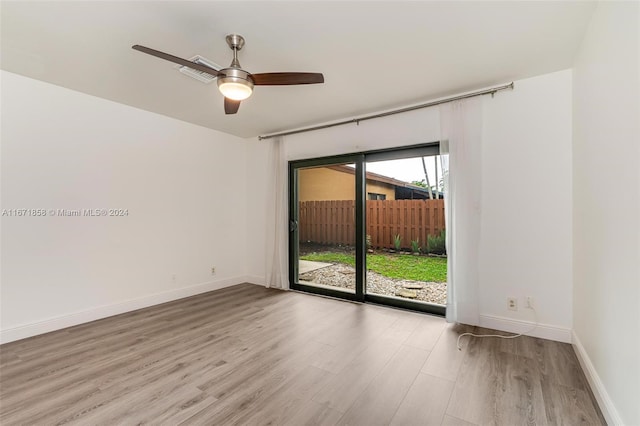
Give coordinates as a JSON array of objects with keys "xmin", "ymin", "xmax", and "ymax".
[{"xmin": 132, "ymin": 34, "xmax": 324, "ymax": 115}]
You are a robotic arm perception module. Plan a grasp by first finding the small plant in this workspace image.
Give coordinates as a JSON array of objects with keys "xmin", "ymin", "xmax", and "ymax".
[
  {"xmin": 411, "ymin": 239, "xmax": 420, "ymax": 254},
  {"xmin": 393, "ymin": 234, "xmax": 402, "ymax": 251},
  {"xmin": 427, "ymin": 229, "xmax": 447, "ymax": 255},
  {"xmin": 366, "ymin": 234, "xmax": 372, "ymax": 250}
]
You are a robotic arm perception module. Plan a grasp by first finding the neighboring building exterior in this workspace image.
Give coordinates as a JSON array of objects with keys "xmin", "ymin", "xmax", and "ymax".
[{"xmin": 298, "ymin": 164, "xmax": 439, "ymax": 202}]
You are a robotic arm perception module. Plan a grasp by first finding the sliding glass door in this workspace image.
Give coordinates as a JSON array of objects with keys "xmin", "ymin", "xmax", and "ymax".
[
  {"xmin": 289, "ymin": 145, "xmax": 445, "ymax": 315},
  {"xmin": 289, "ymin": 154, "xmax": 365, "ymax": 302},
  {"xmin": 364, "ymin": 152, "xmax": 447, "ymax": 312}
]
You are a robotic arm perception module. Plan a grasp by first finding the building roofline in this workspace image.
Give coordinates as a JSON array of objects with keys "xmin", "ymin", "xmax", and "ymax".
[{"xmin": 327, "ymin": 164, "xmax": 438, "ymax": 196}]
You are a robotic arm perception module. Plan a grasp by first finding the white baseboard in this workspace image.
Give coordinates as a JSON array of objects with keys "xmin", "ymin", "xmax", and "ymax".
[
  {"xmin": 0, "ymin": 276, "xmax": 246, "ymax": 345},
  {"xmin": 479, "ymin": 314, "xmax": 572, "ymax": 343},
  {"xmin": 244, "ymin": 275, "xmax": 266, "ymax": 286},
  {"xmin": 572, "ymin": 331, "xmax": 622, "ymax": 426}
]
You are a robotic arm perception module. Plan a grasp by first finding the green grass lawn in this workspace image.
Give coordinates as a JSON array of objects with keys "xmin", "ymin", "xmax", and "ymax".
[{"xmin": 300, "ymin": 251, "xmax": 447, "ymax": 283}]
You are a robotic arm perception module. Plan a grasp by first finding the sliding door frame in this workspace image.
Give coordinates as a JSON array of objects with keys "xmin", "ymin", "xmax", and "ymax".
[
  {"xmin": 289, "ymin": 143, "xmax": 445, "ymax": 316},
  {"xmin": 289, "ymin": 153, "xmax": 366, "ymax": 302}
]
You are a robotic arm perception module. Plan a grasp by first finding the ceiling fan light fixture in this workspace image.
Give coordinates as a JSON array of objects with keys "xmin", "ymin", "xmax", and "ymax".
[
  {"xmin": 218, "ymin": 80, "xmax": 253, "ymax": 100},
  {"xmin": 217, "ymin": 68, "xmax": 254, "ymax": 101},
  {"xmin": 132, "ymin": 34, "xmax": 324, "ymax": 115}
]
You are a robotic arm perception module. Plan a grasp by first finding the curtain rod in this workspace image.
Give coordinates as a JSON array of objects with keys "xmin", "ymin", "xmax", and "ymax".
[{"xmin": 258, "ymin": 82, "xmax": 514, "ymax": 140}]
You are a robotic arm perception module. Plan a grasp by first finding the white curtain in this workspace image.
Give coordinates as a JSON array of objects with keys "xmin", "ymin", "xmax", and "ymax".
[
  {"xmin": 439, "ymin": 98, "xmax": 483, "ymax": 325},
  {"xmin": 264, "ymin": 136, "xmax": 289, "ymax": 290}
]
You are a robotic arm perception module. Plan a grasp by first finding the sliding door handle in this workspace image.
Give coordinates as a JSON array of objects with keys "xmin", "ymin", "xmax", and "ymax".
[{"xmin": 289, "ymin": 220, "xmax": 298, "ymax": 232}]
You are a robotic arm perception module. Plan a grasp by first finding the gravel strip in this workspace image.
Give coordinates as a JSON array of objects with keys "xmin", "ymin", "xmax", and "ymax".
[{"xmin": 299, "ymin": 263, "xmax": 446, "ymax": 305}]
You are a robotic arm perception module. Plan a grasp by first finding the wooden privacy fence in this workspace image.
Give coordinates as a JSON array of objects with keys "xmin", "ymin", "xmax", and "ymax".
[{"xmin": 298, "ymin": 199, "xmax": 445, "ymax": 249}]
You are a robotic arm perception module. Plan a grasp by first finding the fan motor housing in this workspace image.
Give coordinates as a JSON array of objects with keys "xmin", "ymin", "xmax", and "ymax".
[{"xmin": 217, "ymin": 68, "xmax": 254, "ymax": 88}]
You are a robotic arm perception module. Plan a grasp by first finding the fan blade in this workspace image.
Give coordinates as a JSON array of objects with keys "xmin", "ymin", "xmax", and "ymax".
[
  {"xmin": 224, "ymin": 98, "xmax": 241, "ymax": 115},
  {"xmin": 250, "ymin": 72, "xmax": 324, "ymax": 85},
  {"xmin": 132, "ymin": 45, "xmax": 220, "ymax": 77}
]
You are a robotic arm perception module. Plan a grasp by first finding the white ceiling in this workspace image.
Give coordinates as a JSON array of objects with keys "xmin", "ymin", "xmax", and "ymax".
[{"xmin": 1, "ymin": 1, "xmax": 595, "ymax": 138}]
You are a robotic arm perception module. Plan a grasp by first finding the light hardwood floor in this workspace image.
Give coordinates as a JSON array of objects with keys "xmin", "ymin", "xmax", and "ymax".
[{"xmin": 0, "ymin": 284, "xmax": 605, "ymax": 425}]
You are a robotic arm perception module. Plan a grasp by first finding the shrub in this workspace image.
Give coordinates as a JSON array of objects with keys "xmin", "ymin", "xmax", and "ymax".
[
  {"xmin": 366, "ymin": 234, "xmax": 372, "ymax": 250},
  {"xmin": 411, "ymin": 239, "xmax": 420, "ymax": 254},
  {"xmin": 427, "ymin": 229, "xmax": 447, "ymax": 255},
  {"xmin": 393, "ymin": 234, "xmax": 402, "ymax": 251}
]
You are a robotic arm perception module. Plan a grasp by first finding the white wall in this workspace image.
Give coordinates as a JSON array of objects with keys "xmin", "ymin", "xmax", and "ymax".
[
  {"xmin": 245, "ymin": 139, "xmax": 270, "ymax": 286},
  {"xmin": 247, "ymin": 69, "xmax": 574, "ymax": 341},
  {"xmin": 480, "ymin": 70, "xmax": 573, "ymax": 341},
  {"xmin": 572, "ymin": 2, "xmax": 640, "ymax": 425},
  {"xmin": 1, "ymin": 71, "xmax": 248, "ymax": 343}
]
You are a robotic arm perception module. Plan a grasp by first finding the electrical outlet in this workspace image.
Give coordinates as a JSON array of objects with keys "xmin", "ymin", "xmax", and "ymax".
[
  {"xmin": 526, "ymin": 296, "xmax": 534, "ymax": 309},
  {"xmin": 507, "ymin": 297, "xmax": 518, "ymax": 311},
  {"xmin": 211, "ymin": 266, "xmax": 216, "ymax": 275}
]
